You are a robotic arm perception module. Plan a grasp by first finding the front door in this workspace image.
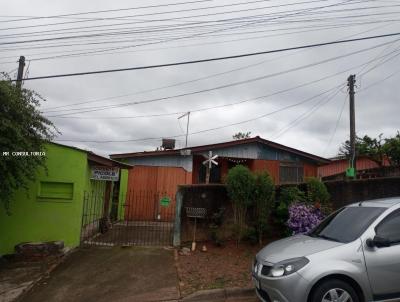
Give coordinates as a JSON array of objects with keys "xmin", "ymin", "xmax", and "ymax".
[{"xmin": 364, "ymin": 209, "xmax": 400, "ymax": 300}]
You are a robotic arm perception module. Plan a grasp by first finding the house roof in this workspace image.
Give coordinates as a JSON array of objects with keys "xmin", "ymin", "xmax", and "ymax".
[
  {"xmin": 49, "ymin": 142, "xmax": 132, "ymax": 169},
  {"xmin": 110, "ymin": 136, "xmax": 330, "ymax": 164}
]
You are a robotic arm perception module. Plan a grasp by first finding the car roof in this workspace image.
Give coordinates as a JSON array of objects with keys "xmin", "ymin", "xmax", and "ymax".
[{"xmin": 347, "ymin": 197, "xmax": 400, "ymax": 208}]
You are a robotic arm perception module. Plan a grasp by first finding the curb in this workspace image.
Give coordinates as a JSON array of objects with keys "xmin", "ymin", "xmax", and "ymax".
[
  {"xmin": 181, "ymin": 287, "xmax": 255, "ymax": 302},
  {"xmin": 225, "ymin": 287, "xmax": 255, "ymax": 299}
]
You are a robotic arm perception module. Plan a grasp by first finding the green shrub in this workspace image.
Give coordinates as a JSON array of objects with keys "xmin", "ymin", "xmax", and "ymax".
[
  {"xmin": 305, "ymin": 178, "xmax": 332, "ymax": 215},
  {"xmin": 279, "ymin": 186, "xmax": 305, "ymax": 205},
  {"xmin": 254, "ymin": 172, "xmax": 275, "ymax": 245},
  {"xmin": 275, "ymin": 202, "xmax": 291, "ymax": 236},
  {"xmin": 306, "ymin": 177, "xmax": 330, "ymax": 204},
  {"xmin": 226, "ymin": 165, "xmax": 255, "ymax": 244}
]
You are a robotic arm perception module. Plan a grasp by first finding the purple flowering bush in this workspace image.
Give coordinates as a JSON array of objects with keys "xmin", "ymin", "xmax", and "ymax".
[{"xmin": 287, "ymin": 203, "xmax": 325, "ymax": 235}]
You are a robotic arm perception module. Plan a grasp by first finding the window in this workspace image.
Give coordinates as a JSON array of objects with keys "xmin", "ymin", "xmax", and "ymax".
[
  {"xmin": 38, "ymin": 181, "xmax": 74, "ymax": 200},
  {"xmin": 309, "ymin": 206, "xmax": 386, "ymax": 243},
  {"xmin": 376, "ymin": 210, "xmax": 400, "ymax": 244},
  {"xmin": 279, "ymin": 162, "xmax": 304, "ymax": 184}
]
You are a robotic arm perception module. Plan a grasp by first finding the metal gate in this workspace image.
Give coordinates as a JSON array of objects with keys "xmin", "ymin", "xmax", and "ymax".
[{"xmin": 80, "ymin": 190, "xmax": 176, "ymax": 247}]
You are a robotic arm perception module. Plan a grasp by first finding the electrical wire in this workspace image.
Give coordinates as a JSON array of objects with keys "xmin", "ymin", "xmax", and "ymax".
[
  {"xmin": 41, "ymin": 38, "xmax": 400, "ymax": 116},
  {"xmin": 1, "ymin": 17, "xmax": 396, "ymax": 65},
  {"xmin": 40, "ymin": 21, "xmax": 395, "ymax": 113},
  {"xmin": 1, "ymin": 0, "xmax": 384, "ymax": 41},
  {"xmin": 271, "ymin": 89, "xmax": 342, "ymax": 140},
  {"xmin": 45, "ymin": 39, "xmax": 400, "ymax": 118},
  {"xmin": 0, "ymin": 0, "xmax": 215, "ymax": 23},
  {"xmin": 323, "ymin": 95, "xmax": 348, "ymax": 156},
  {"xmin": 0, "ymin": 5, "xmax": 390, "ymax": 49},
  {"xmin": 10, "ymin": 31, "xmax": 400, "ymax": 83},
  {"xmin": 54, "ymin": 84, "xmax": 344, "ymax": 143},
  {"xmin": 2, "ymin": 0, "xmax": 363, "ymax": 62},
  {"xmin": 52, "ymin": 44, "xmax": 400, "ymax": 145}
]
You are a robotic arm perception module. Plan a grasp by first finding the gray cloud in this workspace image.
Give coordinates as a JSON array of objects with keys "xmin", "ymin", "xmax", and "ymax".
[{"xmin": 2, "ymin": 0, "xmax": 399, "ymax": 157}]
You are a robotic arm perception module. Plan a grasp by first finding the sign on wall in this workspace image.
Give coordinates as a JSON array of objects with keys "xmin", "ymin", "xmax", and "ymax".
[{"xmin": 91, "ymin": 166, "xmax": 120, "ymax": 181}]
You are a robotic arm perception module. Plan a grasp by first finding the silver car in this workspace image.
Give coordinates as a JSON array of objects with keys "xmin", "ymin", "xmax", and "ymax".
[{"xmin": 253, "ymin": 197, "xmax": 400, "ymax": 302}]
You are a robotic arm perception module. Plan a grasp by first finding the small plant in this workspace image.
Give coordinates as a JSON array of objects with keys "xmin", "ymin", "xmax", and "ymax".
[
  {"xmin": 287, "ymin": 203, "xmax": 325, "ymax": 235},
  {"xmin": 226, "ymin": 165, "xmax": 255, "ymax": 244}
]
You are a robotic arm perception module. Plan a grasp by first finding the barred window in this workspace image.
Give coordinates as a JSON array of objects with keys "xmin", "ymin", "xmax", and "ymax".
[{"xmin": 279, "ymin": 163, "xmax": 304, "ymax": 184}]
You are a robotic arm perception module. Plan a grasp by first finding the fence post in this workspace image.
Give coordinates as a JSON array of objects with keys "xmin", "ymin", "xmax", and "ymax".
[{"xmin": 173, "ymin": 188, "xmax": 183, "ymax": 247}]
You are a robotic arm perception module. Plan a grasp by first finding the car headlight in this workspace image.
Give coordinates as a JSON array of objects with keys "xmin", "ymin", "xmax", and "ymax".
[{"xmin": 269, "ymin": 257, "xmax": 309, "ymax": 277}]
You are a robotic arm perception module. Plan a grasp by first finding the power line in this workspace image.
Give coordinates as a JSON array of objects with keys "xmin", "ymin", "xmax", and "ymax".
[
  {"xmin": 52, "ymin": 45, "xmax": 400, "ymax": 144},
  {"xmin": 0, "ymin": 0, "xmax": 382, "ymax": 38},
  {"xmin": 323, "ymin": 95, "xmax": 347, "ymax": 156},
  {"xmin": 0, "ymin": 0, "xmax": 215, "ymax": 23},
  {"xmin": 45, "ymin": 37, "xmax": 400, "ymax": 117},
  {"xmin": 41, "ymin": 21, "xmax": 395, "ymax": 112},
  {"xmin": 43, "ymin": 49, "xmax": 304, "ymax": 111},
  {"xmin": 0, "ymin": 0, "xmax": 308, "ymax": 31},
  {"xmin": 54, "ymin": 84, "xmax": 343, "ymax": 143},
  {"xmin": 11, "ymin": 31, "xmax": 400, "ymax": 82},
  {"xmin": 3, "ymin": 4, "xmax": 392, "ymax": 66},
  {"xmin": 271, "ymin": 89, "xmax": 342, "ymax": 139},
  {"xmin": 3, "ymin": 16, "xmax": 394, "ymax": 56},
  {"xmin": 43, "ymin": 39, "xmax": 398, "ymax": 116},
  {"xmin": 46, "ymin": 40, "xmax": 400, "ymax": 117},
  {"xmin": 0, "ymin": 0, "xmax": 390, "ymax": 49},
  {"xmin": 3, "ymin": 0, "xmax": 357, "ymax": 63},
  {"xmin": 1, "ymin": 0, "xmax": 382, "ymax": 42},
  {"xmin": 1, "ymin": 17, "xmax": 395, "ymax": 64}
]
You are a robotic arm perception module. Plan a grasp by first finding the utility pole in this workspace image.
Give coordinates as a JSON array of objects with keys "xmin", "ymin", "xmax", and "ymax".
[
  {"xmin": 347, "ymin": 74, "xmax": 356, "ymax": 178},
  {"xmin": 16, "ymin": 56, "xmax": 25, "ymax": 91},
  {"xmin": 178, "ymin": 111, "xmax": 190, "ymax": 148}
]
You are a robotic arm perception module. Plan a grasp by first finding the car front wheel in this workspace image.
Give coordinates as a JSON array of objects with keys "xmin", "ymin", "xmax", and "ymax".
[{"xmin": 310, "ymin": 279, "xmax": 359, "ymax": 302}]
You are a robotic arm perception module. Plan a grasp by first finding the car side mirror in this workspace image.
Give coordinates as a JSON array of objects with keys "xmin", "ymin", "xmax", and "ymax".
[{"xmin": 366, "ymin": 236, "xmax": 391, "ymax": 248}]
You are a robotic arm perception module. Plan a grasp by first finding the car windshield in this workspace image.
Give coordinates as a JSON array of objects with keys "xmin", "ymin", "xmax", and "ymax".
[{"xmin": 308, "ymin": 206, "xmax": 386, "ymax": 243}]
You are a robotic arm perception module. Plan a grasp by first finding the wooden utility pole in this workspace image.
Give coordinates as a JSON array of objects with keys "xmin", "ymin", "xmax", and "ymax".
[
  {"xmin": 16, "ymin": 56, "xmax": 25, "ymax": 91},
  {"xmin": 347, "ymin": 74, "xmax": 356, "ymax": 178}
]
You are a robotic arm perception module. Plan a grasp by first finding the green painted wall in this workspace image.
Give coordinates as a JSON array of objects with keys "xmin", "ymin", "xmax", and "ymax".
[
  {"xmin": 117, "ymin": 169, "xmax": 129, "ymax": 220},
  {"xmin": 0, "ymin": 143, "xmax": 88, "ymax": 256}
]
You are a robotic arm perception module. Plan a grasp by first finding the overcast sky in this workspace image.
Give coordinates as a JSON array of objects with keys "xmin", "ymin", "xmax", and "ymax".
[{"xmin": 1, "ymin": 0, "xmax": 399, "ymax": 157}]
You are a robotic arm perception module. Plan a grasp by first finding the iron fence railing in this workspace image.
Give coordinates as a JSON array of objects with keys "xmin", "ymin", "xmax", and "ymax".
[{"xmin": 80, "ymin": 190, "xmax": 176, "ymax": 247}]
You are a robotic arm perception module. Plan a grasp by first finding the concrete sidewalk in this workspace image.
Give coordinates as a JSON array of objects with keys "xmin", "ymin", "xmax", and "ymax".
[
  {"xmin": 20, "ymin": 247, "xmax": 180, "ymax": 302},
  {"xmin": 18, "ymin": 246, "xmax": 258, "ymax": 302}
]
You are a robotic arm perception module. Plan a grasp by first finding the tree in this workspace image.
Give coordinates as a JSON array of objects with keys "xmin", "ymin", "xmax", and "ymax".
[
  {"xmin": 226, "ymin": 165, "xmax": 255, "ymax": 244},
  {"xmin": 253, "ymin": 172, "xmax": 275, "ymax": 245},
  {"xmin": 232, "ymin": 132, "xmax": 251, "ymax": 140},
  {"xmin": 338, "ymin": 134, "xmax": 385, "ymax": 165},
  {"xmin": 384, "ymin": 131, "xmax": 400, "ymax": 167},
  {"xmin": 0, "ymin": 76, "xmax": 57, "ymax": 211}
]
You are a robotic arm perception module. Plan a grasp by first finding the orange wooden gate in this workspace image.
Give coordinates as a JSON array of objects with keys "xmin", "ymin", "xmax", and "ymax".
[{"xmin": 125, "ymin": 166, "xmax": 192, "ymax": 221}]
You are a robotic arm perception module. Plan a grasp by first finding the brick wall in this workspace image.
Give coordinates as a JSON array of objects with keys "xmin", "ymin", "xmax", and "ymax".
[
  {"xmin": 174, "ymin": 178, "xmax": 400, "ymax": 245},
  {"xmin": 325, "ymin": 177, "xmax": 400, "ymax": 209}
]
